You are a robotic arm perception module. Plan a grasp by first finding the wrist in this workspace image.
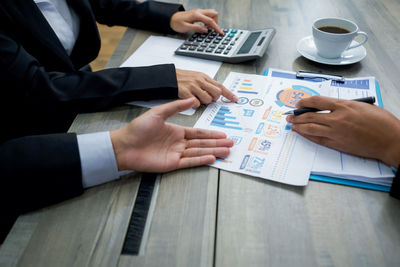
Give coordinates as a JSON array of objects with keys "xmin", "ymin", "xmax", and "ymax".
[
  {"xmin": 169, "ymin": 11, "xmax": 181, "ymax": 32},
  {"xmin": 382, "ymin": 122, "xmax": 400, "ymax": 167},
  {"xmin": 110, "ymin": 128, "xmax": 127, "ymax": 171},
  {"xmin": 385, "ymin": 143, "xmax": 400, "ymax": 167}
]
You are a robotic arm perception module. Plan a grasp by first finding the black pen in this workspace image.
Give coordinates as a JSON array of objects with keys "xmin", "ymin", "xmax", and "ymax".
[{"xmin": 283, "ymin": 96, "xmax": 376, "ymax": 116}]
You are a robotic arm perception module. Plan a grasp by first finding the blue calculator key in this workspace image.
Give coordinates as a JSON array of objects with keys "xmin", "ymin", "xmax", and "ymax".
[
  {"xmin": 228, "ymin": 33, "xmax": 234, "ymax": 37},
  {"xmin": 231, "ymin": 29, "xmax": 238, "ymax": 33}
]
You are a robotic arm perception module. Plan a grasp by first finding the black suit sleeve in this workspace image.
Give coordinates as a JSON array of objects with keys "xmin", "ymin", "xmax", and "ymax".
[
  {"xmin": 89, "ymin": 0, "xmax": 184, "ymax": 33},
  {"xmin": 390, "ymin": 166, "xmax": 400, "ymax": 199},
  {"xmin": 0, "ymin": 31, "xmax": 178, "ymax": 115},
  {"xmin": 0, "ymin": 134, "xmax": 84, "ymax": 242}
]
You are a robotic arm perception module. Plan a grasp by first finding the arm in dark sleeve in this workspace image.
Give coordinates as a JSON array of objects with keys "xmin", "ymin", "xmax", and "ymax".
[
  {"xmin": 390, "ymin": 167, "xmax": 400, "ymax": 199},
  {"xmin": 0, "ymin": 134, "xmax": 84, "ymax": 241},
  {"xmin": 0, "ymin": 32, "xmax": 178, "ymax": 115},
  {"xmin": 89, "ymin": 0, "xmax": 184, "ymax": 33}
]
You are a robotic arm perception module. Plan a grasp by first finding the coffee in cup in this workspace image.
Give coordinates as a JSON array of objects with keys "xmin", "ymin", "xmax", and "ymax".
[{"xmin": 312, "ymin": 18, "xmax": 368, "ymax": 58}]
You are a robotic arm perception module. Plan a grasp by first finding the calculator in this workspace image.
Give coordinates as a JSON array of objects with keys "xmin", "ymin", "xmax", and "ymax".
[{"xmin": 174, "ymin": 28, "xmax": 276, "ymax": 63}]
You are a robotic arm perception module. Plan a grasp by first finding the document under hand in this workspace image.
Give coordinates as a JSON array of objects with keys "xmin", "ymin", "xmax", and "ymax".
[{"xmin": 120, "ymin": 36, "xmax": 222, "ymax": 115}]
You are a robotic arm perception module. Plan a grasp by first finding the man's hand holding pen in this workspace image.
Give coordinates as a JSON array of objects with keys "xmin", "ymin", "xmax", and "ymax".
[{"xmin": 286, "ymin": 96, "xmax": 400, "ymax": 167}]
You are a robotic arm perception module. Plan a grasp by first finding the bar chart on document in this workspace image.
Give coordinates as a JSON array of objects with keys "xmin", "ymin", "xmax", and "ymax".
[{"xmin": 194, "ymin": 72, "xmax": 319, "ymax": 186}]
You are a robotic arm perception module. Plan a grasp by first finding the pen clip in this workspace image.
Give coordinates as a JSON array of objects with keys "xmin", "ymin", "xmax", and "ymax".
[{"xmin": 296, "ymin": 70, "xmax": 345, "ymax": 83}]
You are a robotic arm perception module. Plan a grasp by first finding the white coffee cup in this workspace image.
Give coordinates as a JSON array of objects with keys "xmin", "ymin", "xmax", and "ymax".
[{"xmin": 312, "ymin": 18, "xmax": 368, "ymax": 59}]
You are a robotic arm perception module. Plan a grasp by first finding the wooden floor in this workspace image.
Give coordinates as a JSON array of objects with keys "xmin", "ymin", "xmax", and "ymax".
[{"xmin": 90, "ymin": 24, "xmax": 127, "ymax": 71}]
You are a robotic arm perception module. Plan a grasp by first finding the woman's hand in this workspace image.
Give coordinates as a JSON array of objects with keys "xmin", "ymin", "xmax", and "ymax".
[{"xmin": 170, "ymin": 9, "xmax": 223, "ymax": 34}]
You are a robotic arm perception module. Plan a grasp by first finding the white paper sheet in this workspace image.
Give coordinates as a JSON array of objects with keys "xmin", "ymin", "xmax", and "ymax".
[{"xmin": 120, "ymin": 36, "xmax": 222, "ymax": 115}]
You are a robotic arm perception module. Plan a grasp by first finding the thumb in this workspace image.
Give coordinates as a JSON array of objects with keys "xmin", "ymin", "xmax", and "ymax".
[{"xmin": 155, "ymin": 98, "xmax": 197, "ymax": 120}]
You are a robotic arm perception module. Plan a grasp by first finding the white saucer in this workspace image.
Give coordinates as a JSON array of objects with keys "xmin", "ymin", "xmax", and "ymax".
[{"xmin": 296, "ymin": 36, "xmax": 367, "ymax": 65}]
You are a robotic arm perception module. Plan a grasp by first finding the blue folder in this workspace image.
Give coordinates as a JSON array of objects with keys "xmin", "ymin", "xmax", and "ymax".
[{"xmin": 263, "ymin": 68, "xmax": 391, "ymax": 192}]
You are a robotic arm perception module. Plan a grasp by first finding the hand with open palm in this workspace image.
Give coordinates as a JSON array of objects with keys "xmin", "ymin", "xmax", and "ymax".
[{"xmin": 110, "ymin": 98, "xmax": 233, "ymax": 172}]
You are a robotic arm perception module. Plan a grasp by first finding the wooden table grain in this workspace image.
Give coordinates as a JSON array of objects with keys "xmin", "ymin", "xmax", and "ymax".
[{"xmin": 1, "ymin": 0, "xmax": 400, "ymax": 266}]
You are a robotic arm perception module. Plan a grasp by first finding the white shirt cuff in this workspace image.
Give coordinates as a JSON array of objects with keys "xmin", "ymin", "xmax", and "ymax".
[{"xmin": 77, "ymin": 131, "xmax": 120, "ymax": 188}]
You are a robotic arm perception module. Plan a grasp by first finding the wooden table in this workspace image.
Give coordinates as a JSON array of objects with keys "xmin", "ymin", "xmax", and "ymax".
[{"xmin": 1, "ymin": 0, "xmax": 400, "ymax": 266}]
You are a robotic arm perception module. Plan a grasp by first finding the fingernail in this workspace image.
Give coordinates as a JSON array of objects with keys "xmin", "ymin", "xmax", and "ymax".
[
  {"xmin": 286, "ymin": 116, "xmax": 293, "ymax": 122},
  {"xmin": 232, "ymin": 95, "xmax": 239, "ymax": 102}
]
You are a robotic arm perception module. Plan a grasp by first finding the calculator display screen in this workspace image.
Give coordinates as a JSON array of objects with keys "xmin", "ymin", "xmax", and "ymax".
[{"xmin": 237, "ymin": 32, "xmax": 261, "ymax": 54}]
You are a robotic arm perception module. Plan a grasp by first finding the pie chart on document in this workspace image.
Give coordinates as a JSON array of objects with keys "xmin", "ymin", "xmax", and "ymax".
[{"xmin": 296, "ymin": 36, "xmax": 367, "ymax": 65}]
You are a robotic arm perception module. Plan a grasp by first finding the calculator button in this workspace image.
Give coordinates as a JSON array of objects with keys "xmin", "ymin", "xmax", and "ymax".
[
  {"xmin": 230, "ymin": 41, "xmax": 236, "ymax": 45},
  {"xmin": 227, "ymin": 46, "xmax": 232, "ymax": 50},
  {"xmin": 180, "ymin": 45, "xmax": 188, "ymax": 50},
  {"xmin": 216, "ymin": 36, "xmax": 223, "ymax": 40},
  {"xmin": 215, "ymin": 49, "xmax": 223, "ymax": 54},
  {"xmin": 213, "ymin": 40, "xmax": 220, "ymax": 44},
  {"xmin": 225, "ymin": 37, "xmax": 232, "ymax": 41},
  {"xmin": 189, "ymin": 46, "xmax": 196, "ymax": 51},
  {"xmin": 197, "ymin": 38, "xmax": 204, "ymax": 42},
  {"xmin": 200, "ymin": 34, "xmax": 207, "ymax": 38},
  {"xmin": 228, "ymin": 33, "xmax": 234, "ymax": 38},
  {"xmin": 218, "ymin": 45, "xmax": 226, "ymax": 49},
  {"xmin": 201, "ymin": 43, "xmax": 208, "ymax": 47},
  {"xmin": 192, "ymin": 34, "xmax": 198, "ymax": 38},
  {"xmin": 210, "ymin": 44, "xmax": 217, "ymax": 48},
  {"xmin": 231, "ymin": 29, "xmax": 238, "ymax": 33},
  {"xmin": 223, "ymin": 50, "xmax": 229, "ymax": 54},
  {"xmin": 223, "ymin": 28, "xmax": 229, "ymax": 33},
  {"xmin": 205, "ymin": 39, "xmax": 212, "ymax": 43},
  {"xmin": 222, "ymin": 41, "xmax": 229, "ymax": 45},
  {"xmin": 206, "ymin": 48, "xmax": 214, "ymax": 53},
  {"xmin": 197, "ymin": 47, "xmax": 205, "ymax": 52}
]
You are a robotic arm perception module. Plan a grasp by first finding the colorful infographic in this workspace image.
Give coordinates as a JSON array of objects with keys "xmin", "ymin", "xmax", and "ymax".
[
  {"xmin": 275, "ymin": 85, "xmax": 319, "ymax": 108},
  {"xmin": 194, "ymin": 72, "xmax": 320, "ymax": 186}
]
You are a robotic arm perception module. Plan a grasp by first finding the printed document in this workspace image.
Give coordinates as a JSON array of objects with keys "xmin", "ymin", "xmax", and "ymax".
[
  {"xmin": 265, "ymin": 69, "xmax": 394, "ymax": 186},
  {"xmin": 194, "ymin": 72, "xmax": 320, "ymax": 185}
]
